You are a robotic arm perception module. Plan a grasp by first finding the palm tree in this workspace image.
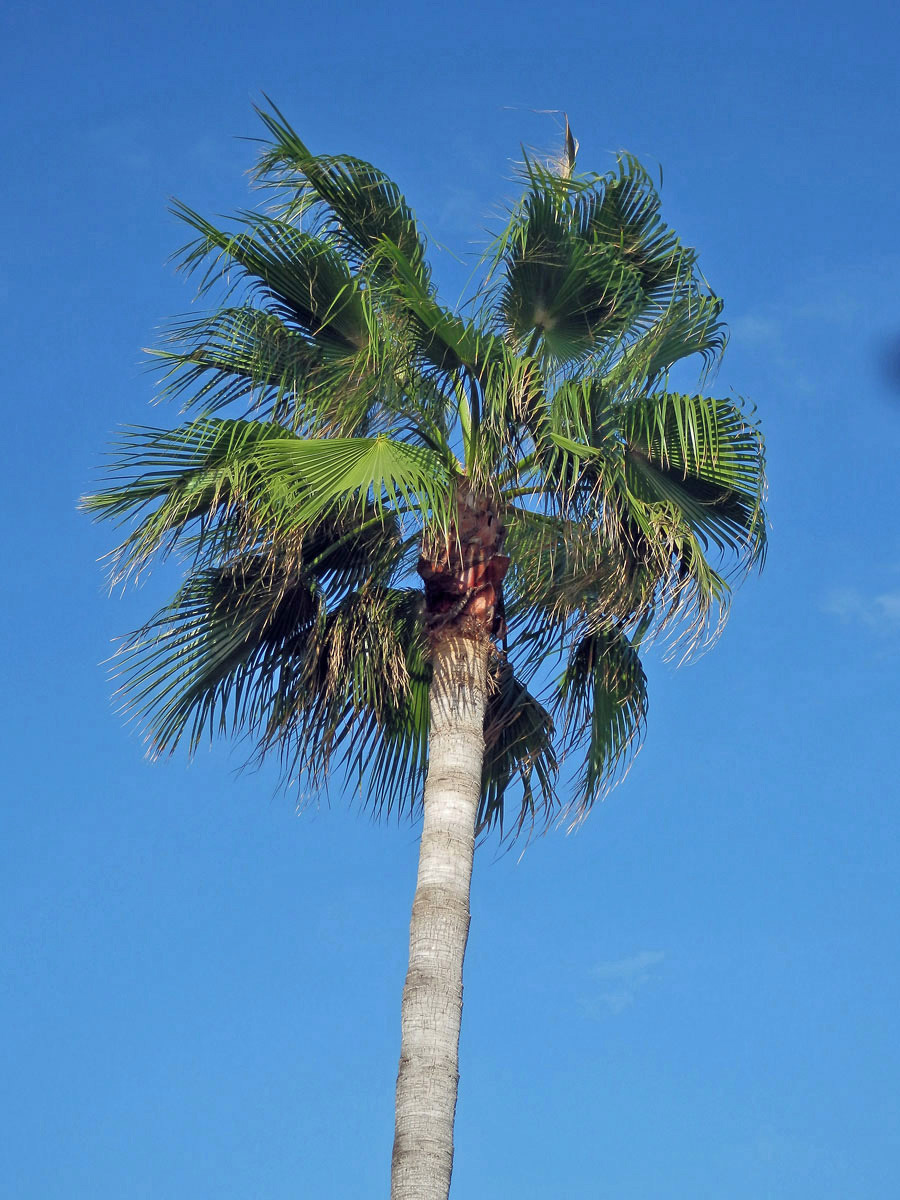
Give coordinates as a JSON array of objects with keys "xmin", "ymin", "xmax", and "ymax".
[{"xmin": 84, "ymin": 104, "xmax": 766, "ymax": 1200}]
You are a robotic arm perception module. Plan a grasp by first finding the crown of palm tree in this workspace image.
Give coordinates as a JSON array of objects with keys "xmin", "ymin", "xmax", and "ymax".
[{"xmin": 84, "ymin": 102, "xmax": 766, "ymax": 838}]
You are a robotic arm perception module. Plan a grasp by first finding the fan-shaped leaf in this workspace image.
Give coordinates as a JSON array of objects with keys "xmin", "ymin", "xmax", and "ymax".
[{"xmin": 254, "ymin": 100, "xmax": 429, "ymax": 281}]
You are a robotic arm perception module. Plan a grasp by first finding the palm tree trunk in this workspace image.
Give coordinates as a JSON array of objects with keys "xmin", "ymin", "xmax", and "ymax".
[{"xmin": 391, "ymin": 630, "xmax": 491, "ymax": 1200}]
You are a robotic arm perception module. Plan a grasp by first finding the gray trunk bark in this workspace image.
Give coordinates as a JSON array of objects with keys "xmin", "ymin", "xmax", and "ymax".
[{"xmin": 390, "ymin": 631, "xmax": 490, "ymax": 1200}]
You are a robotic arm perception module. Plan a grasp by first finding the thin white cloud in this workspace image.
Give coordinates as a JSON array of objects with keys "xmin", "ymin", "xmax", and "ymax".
[
  {"xmin": 730, "ymin": 314, "xmax": 783, "ymax": 345},
  {"xmin": 733, "ymin": 257, "xmax": 898, "ymax": 342},
  {"xmin": 592, "ymin": 949, "xmax": 665, "ymax": 980},
  {"xmin": 582, "ymin": 950, "xmax": 665, "ymax": 1017},
  {"xmin": 823, "ymin": 587, "xmax": 900, "ymax": 630},
  {"xmin": 728, "ymin": 308, "xmax": 815, "ymax": 394}
]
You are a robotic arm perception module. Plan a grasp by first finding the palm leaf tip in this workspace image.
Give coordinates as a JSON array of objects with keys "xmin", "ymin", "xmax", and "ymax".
[{"xmin": 560, "ymin": 114, "xmax": 578, "ymax": 178}]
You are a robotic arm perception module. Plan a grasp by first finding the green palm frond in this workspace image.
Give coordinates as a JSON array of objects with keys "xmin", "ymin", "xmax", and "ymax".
[
  {"xmin": 150, "ymin": 305, "xmax": 380, "ymax": 434},
  {"xmin": 488, "ymin": 152, "xmax": 701, "ymax": 366},
  {"xmin": 500, "ymin": 508, "xmax": 650, "ymax": 703},
  {"xmin": 118, "ymin": 556, "xmax": 321, "ymax": 754},
  {"xmin": 494, "ymin": 170, "xmax": 643, "ymax": 362},
  {"xmin": 374, "ymin": 236, "xmax": 503, "ymax": 380},
  {"xmin": 621, "ymin": 391, "xmax": 767, "ymax": 565},
  {"xmin": 253, "ymin": 100, "xmax": 429, "ymax": 283},
  {"xmin": 573, "ymin": 154, "xmax": 692, "ymax": 304},
  {"xmin": 85, "ymin": 416, "xmax": 455, "ymax": 556},
  {"xmin": 557, "ymin": 623, "xmax": 649, "ymax": 817},
  {"xmin": 605, "ymin": 294, "xmax": 727, "ymax": 391},
  {"xmin": 172, "ymin": 203, "xmax": 370, "ymax": 355},
  {"xmin": 480, "ymin": 661, "xmax": 558, "ymax": 836},
  {"xmin": 250, "ymin": 432, "xmax": 458, "ymax": 533},
  {"xmin": 150, "ymin": 306, "xmax": 324, "ymax": 421},
  {"xmin": 501, "ymin": 380, "xmax": 765, "ymax": 653},
  {"xmin": 83, "ymin": 418, "xmax": 298, "ymax": 578},
  {"xmin": 125, "ymin": 572, "xmax": 427, "ymax": 794}
]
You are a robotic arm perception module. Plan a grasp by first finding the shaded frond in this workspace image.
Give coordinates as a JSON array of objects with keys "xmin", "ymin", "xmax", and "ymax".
[
  {"xmin": 172, "ymin": 202, "xmax": 370, "ymax": 354},
  {"xmin": 150, "ymin": 305, "xmax": 324, "ymax": 421},
  {"xmin": 494, "ymin": 166, "xmax": 643, "ymax": 362},
  {"xmin": 573, "ymin": 154, "xmax": 692, "ymax": 304},
  {"xmin": 479, "ymin": 661, "xmax": 558, "ymax": 836},
  {"xmin": 486, "ymin": 152, "xmax": 701, "ymax": 367},
  {"xmin": 557, "ymin": 623, "xmax": 649, "ymax": 818},
  {"xmin": 263, "ymin": 586, "xmax": 428, "ymax": 810},
  {"xmin": 118, "ymin": 556, "xmax": 321, "ymax": 754}
]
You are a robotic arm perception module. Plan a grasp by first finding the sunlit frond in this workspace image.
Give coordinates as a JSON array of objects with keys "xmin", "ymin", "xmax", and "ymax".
[
  {"xmin": 250, "ymin": 432, "xmax": 458, "ymax": 534},
  {"xmin": 83, "ymin": 418, "xmax": 297, "ymax": 580},
  {"xmin": 253, "ymin": 100, "xmax": 429, "ymax": 283},
  {"xmin": 621, "ymin": 391, "xmax": 767, "ymax": 568}
]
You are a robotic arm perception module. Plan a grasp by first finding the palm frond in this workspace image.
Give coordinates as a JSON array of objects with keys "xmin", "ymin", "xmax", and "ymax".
[
  {"xmin": 621, "ymin": 391, "xmax": 767, "ymax": 566},
  {"xmin": 373, "ymin": 236, "xmax": 500, "ymax": 378},
  {"xmin": 83, "ymin": 418, "xmax": 298, "ymax": 579},
  {"xmin": 557, "ymin": 623, "xmax": 649, "ymax": 818},
  {"xmin": 253, "ymin": 100, "xmax": 429, "ymax": 283},
  {"xmin": 479, "ymin": 661, "xmax": 558, "ymax": 837},
  {"xmin": 573, "ymin": 154, "xmax": 692, "ymax": 304},
  {"xmin": 494, "ymin": 169, "xmax": 643, "ymax": 362},
  {"xmin": 487, "ymin": 152, "xmax": 701, "ymax": 367},
  {"xmin": 148, "ymin": 305, "xmax": 380, "ymax": 433},
  {"xmin": 118, "ymin": 556, "xmax": 321, "ymax": 754},
  {"xmin": 149, "ymin": 305, "xmax": 321, "ymax": 419},
  {"xmin": 605, "ymin": 294, "xmax": 727, "ymax": 391},
  {"xmin": 250, "ymin": 432, "xmax": 458, "ymax": 533},
  {"xmin": 172, "ymin": 203, "xmax": 370, "ymax": 354}
]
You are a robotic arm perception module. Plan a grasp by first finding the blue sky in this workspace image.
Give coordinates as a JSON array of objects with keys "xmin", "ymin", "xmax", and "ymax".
[{"xmin": 3, "ymin": 0, "xmax": 899, "ymax": 1196}]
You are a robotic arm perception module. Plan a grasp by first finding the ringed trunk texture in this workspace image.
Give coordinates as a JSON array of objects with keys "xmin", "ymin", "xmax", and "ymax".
[{"xmin": 390, "ymin": 631, "xmax": 491, "ymax": 1200}]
